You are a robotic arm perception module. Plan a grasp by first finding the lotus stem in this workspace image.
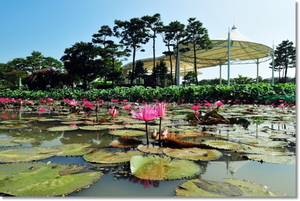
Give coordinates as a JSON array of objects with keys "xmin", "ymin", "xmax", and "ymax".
[{"xmin": 145, "ymin": 121, "xmax": 149, "ymax": 145}]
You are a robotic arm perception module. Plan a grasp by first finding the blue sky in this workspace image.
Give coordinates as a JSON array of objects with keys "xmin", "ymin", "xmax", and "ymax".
[{"xmin": 0, "ymin": 0, "xmax": 296, "ymax": 80}]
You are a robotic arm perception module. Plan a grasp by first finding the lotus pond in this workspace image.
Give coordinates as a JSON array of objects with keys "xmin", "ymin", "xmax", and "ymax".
[{"xmin": 0, "ymin": 100, "xmax": 296, "ymax": 197}]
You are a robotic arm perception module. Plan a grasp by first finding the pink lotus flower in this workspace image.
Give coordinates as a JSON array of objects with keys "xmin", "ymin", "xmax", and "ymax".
[
  {"xmin": 108, "ymin": 108, "xmax": 119, "ymax": 117},
  {"xmin": 131, "ymin": 104, "xmax": 158, "ymax": 122},
  {"xmin": 122, "ymin": 104, "xmax": 132, "ymax": 110},
  {"xmin": 38, "ymin": 108, "xmax": 45, "ymax": 112},
  {"xmin": 69, "ymin": 100, "xmax": 77, "ymax": 106},
  {"xmin": 190, "ymin": 105, "xmax": 200, "ymax": 111},
  {"xmin": 156, "ymin": 103, "xmax": 167, "ymax": 145},
  {"xmin": 111, "ymin": 99, "xmax": 119, "ymax": 102},
  {"xmin": 156, "ymin": 103, "xmax": 167, "ymax": 118},
  {"xmin": 131, "ymin": 104, "xmax": 158, "ymax": 144},
  {"xmin": 215, "ymin": 101, "xmax": 224, "ymax": 106}
]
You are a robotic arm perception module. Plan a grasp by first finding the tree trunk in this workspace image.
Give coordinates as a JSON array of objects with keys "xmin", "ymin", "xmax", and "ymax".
[{"xmin": 193, "ymin": 43, "xmax": 198, "ymax": 85}]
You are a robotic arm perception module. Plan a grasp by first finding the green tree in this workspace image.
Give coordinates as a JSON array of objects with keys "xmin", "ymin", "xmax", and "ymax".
[
  {"xmin": 141, "ymin": 13, "xmax": 164, "ymax": 85},
  {"xmin": 92, "ymin": 25, "xmax": 129, "ymax": 85},
  {"xmin": 270, "ymin": 40, "xmax": 296, "ymax": 83},
  {"xmin": 183, "ymin": 71, "xmax": 197, "ymax": 85},
  {"xmin": 61, "ymin": 42, "xmax": 100, "ymax": 90},
  {"xmin": 161, "ymin": 21, "xmax": 186, "ymax": 85},
  {"xmin": 153, "ymin": 59, "xmax": 168, "ymax": 87},
  {"xmin": 183, "ymin": 17, "xmax": 213, "ymax": 84},
  {"xmin": 114, "ymin": 18, "xmax": 149, "ymax": 85},
  {"xmin": 134, "ymin": 60, "xmax": 148, "ymax": 84},
  {"xmin": 230, "ymin": 75, "xmax": 256, "ymax": 84}
]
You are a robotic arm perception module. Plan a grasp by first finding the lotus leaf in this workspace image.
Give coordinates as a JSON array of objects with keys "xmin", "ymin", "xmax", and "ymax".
[
  {"xmin": 60, "ymin": 121, "xmax": 84, "ymax": 125},
  {"xmin": 0, "ymin": 147, "xmax": 60, "ymax": 162},
  {"xmin": 11, "ymin": 137, "xmax": 37, "ymax": 143},
  {"xmin": 243, "ymin": 153, "xmax": 296, "ymax": 164},
  {"xmin": 54, "ymin": 143, "xmax": 96, "ymax": 156},
  {"xmin": 0, "ymin": 124, "xmax": 29, "ymax": 129},
  {"xmin": 175, "ymin": 178, "xmax": 287, "ymax": 197},
  {"xmin": 201, "ymin": 140, "xmax": 241, "ymax": 150},
  {"xmin": 235, "ymin": 144, "xmax": 287, "ymax": 155},
  {"xmin": 163, "ymin": 147, "xmax": 222, "ymax": 161},
  {"xmin": 47, "ymin": 126, "xmax": 79, "ymax": 132},
  {"xmin": 0, "ymin": 140, "xmax": 21, "ymax": 147},
  {"xmin": 130, "ymin": 155, "xmax": 201, "ymax": 180},
  {"xmin": 0, "ymin": 162, "xmax": 103, "ymax": 197},
  {"xmin": 38, "ymin": 118, "xmax": 60, "ymax": 122},
  {"xmin": 109, "ymin": 129, "xmax": 146, "ymax": 136},
  {"xmin": 239, "ymin": 138, "xmax": 287, "ymax": 147},
  {"xmin": 123, "ymin": 124, "xmax": 146, "ymax": 129},
  {"xmin": 137, "ymin": 144, "xmax": 165, "ymax": 154},
  {"xmin": 0, "ymin": 120, "xmax": 30, "ymax": 124},
  {"xmin": 83, "ymin": 149, "xmax": 143, "ymax": 164},
  {"xmin": 79, "ymin": 125, "xmax": 109, "ymax": 130},
  {"xmin": 109, "ymin": 136, "xmax": 143, "ymax": 148}
]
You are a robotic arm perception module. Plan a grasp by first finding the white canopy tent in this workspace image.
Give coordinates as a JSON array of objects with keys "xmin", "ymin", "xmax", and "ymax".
[{"xmin": 123, "ymin": 26, "xmax": 274, "ymax": 85}]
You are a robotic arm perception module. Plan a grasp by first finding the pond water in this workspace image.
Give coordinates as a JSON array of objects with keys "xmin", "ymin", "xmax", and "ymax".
[{"xmin": 0, "ymin": 103, "xmax": 296, "ymax": 197}]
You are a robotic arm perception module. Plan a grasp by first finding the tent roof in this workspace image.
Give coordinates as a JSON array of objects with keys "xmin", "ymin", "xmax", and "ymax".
[{"xmin": 123, "ymin": 26, "xmax": 273, "ymax": 74}]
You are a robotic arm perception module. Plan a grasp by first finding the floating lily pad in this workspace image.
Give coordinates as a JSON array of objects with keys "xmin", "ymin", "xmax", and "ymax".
[
  {"xmin": 0, "ymin": 147, "xmax": 59, "ymax": 162},
  {"xmin": 79, "ymin": 125, "xmax": 108, "ymax": 130},
  {"xmin": 175, "ymin": 178, "xmax": 287, "ymax": 197},
  {"xmin": 54, "ymin": 143, "xmax": 96, "ymax": 156},
  {"xmin": 83, "ymin": 149, "xmax": 143, "ymax": 164},
  {"xmin": 0, "ymin": 124, "xmax": 29, "ymax": 129},
  {"xmin": 0, "ymin": 120, "xmax": 30, "ymax": 124},
  {"xmin": 0, "ymin": 140, "xmax": 21, "ymax": 147},
  {"xmin": 60, "ymin": 121, "xmax": 84, "ymax": 125},
  {"xmin": 11, "ymin": 137, "xmax": 37, "ymax": 143},
  {"xmin": 38, "ymin": 118, "xmax": 60, "ymax": 122},
  {"xmin": 239, "ymin": 138, "xmax": 287, "ymax": 148},
  {"xmin": 109, "ymin": 136, "xmax": 143, "ymax": 148},
  {"xmin": 130, "ymin": 155, "xmax": 201, "ymax": 180},
  {"xmin": 235, "ymin": 144, "xmax": 286, "ymax": 155},
  {"xmin": 137, "ymin": 144, "xmax": 165, "ymax": 154},
  {"xmin": 163, "ymin": 147, "xmax": 223, "ymax": 161},
  {"xmin": 243, "ymin": 153, "xmax": 296, "ymax": 164},
  {"xmin": 201, "ymin": 140, "xmax": 241, "ymax": 150},
  {"xmin": 108, "ymin": 129, "xmax": 146, "ymax": 136},
  {"xmin": 47, "ymin": 126, "xmax": 79, "ymax": 132},
  {"xmin": 0, "ymin": 162, "xmax": 103, "ymax": 197}
]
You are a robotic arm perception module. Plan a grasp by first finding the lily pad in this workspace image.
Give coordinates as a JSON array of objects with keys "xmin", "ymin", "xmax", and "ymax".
[
  {"xmin": 130, "ymin": 155, "xmax": 201, "ymax": 180},
  {"xmin": 0, "ymin": 124, "xmax": 29, "ymax": 129},
  {"xmin": 0, "ymin": 162, "xmax": 103, "ymax": 197},
  {"xmin": 201, "ymin": 140, "xmax": 241, "ymax": 150},
  {"xmin": 175, "ymin": 178, "xmax": 287, "ymax": 197},
  {"xmin": 0, "ymin": 147, "xmax": 60, "ymax": 163},
  {"xmin": 47, "ymin": 126, "xmax": 79, "ymax": 132},
  {"xmin": 0, "ymin": 140, "xmax": 21, "ymax": 147},
  {"xmin": 137, "ymin": 144, "xmax": 165, "ymax": 154},
  {"xmin": 79, "ymin": 125, "xmax": 108, "ymax": 130},
  {"xmin": 108, "ymin": 129, "xmax": 146, "ymax": 136},
  {"xmin": 83, "ymin": 149, "xmax": 143, "ymax": 164},
  {"xmin": 54, "ymin": 143, "xmax": 96, "ymax": 156},
  {"xmin": 109, "ymin": 136, "xmax": 143, "ymax": 148},
  {"xmin": 239, "ymin": 138, "xmax": 287, "ymax": 148},
  {"xmin": 243, "ymin": 153, "xmax": 296, "ymax": 164},
  {"xmin": 163, "ymin": 147, "xmax": 223, "ymax": 161}
]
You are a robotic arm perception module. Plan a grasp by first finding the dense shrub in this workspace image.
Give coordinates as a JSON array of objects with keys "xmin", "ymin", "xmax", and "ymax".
[{"xmin": 0, "ymin": 83, "xmax": 295, "ymax": 104}]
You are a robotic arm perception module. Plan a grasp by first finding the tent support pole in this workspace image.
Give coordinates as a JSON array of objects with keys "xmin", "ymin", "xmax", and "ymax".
[
  {"xmin": 176, "ymin": 44, "xmax": 180, "ymax": 86},
  {"xmin": 256, "ymin": 58, "xmax": 259, "ymax": 84},
  {"xmin": 227, "ymin": 28, "xmax": 231, "ymax": 86},
  {"xmin": 219, "ymin": 64, "xmax": 222, "ymax": 84},
  {"xmin": 271, "ymin": 44, "xmax": 275, "ymax": 85}
]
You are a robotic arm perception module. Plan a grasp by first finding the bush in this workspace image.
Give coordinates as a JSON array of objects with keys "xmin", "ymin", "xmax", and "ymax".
[{"xmin": 0, "ymin": 83, "xmax": 295, "ymax": 104}]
